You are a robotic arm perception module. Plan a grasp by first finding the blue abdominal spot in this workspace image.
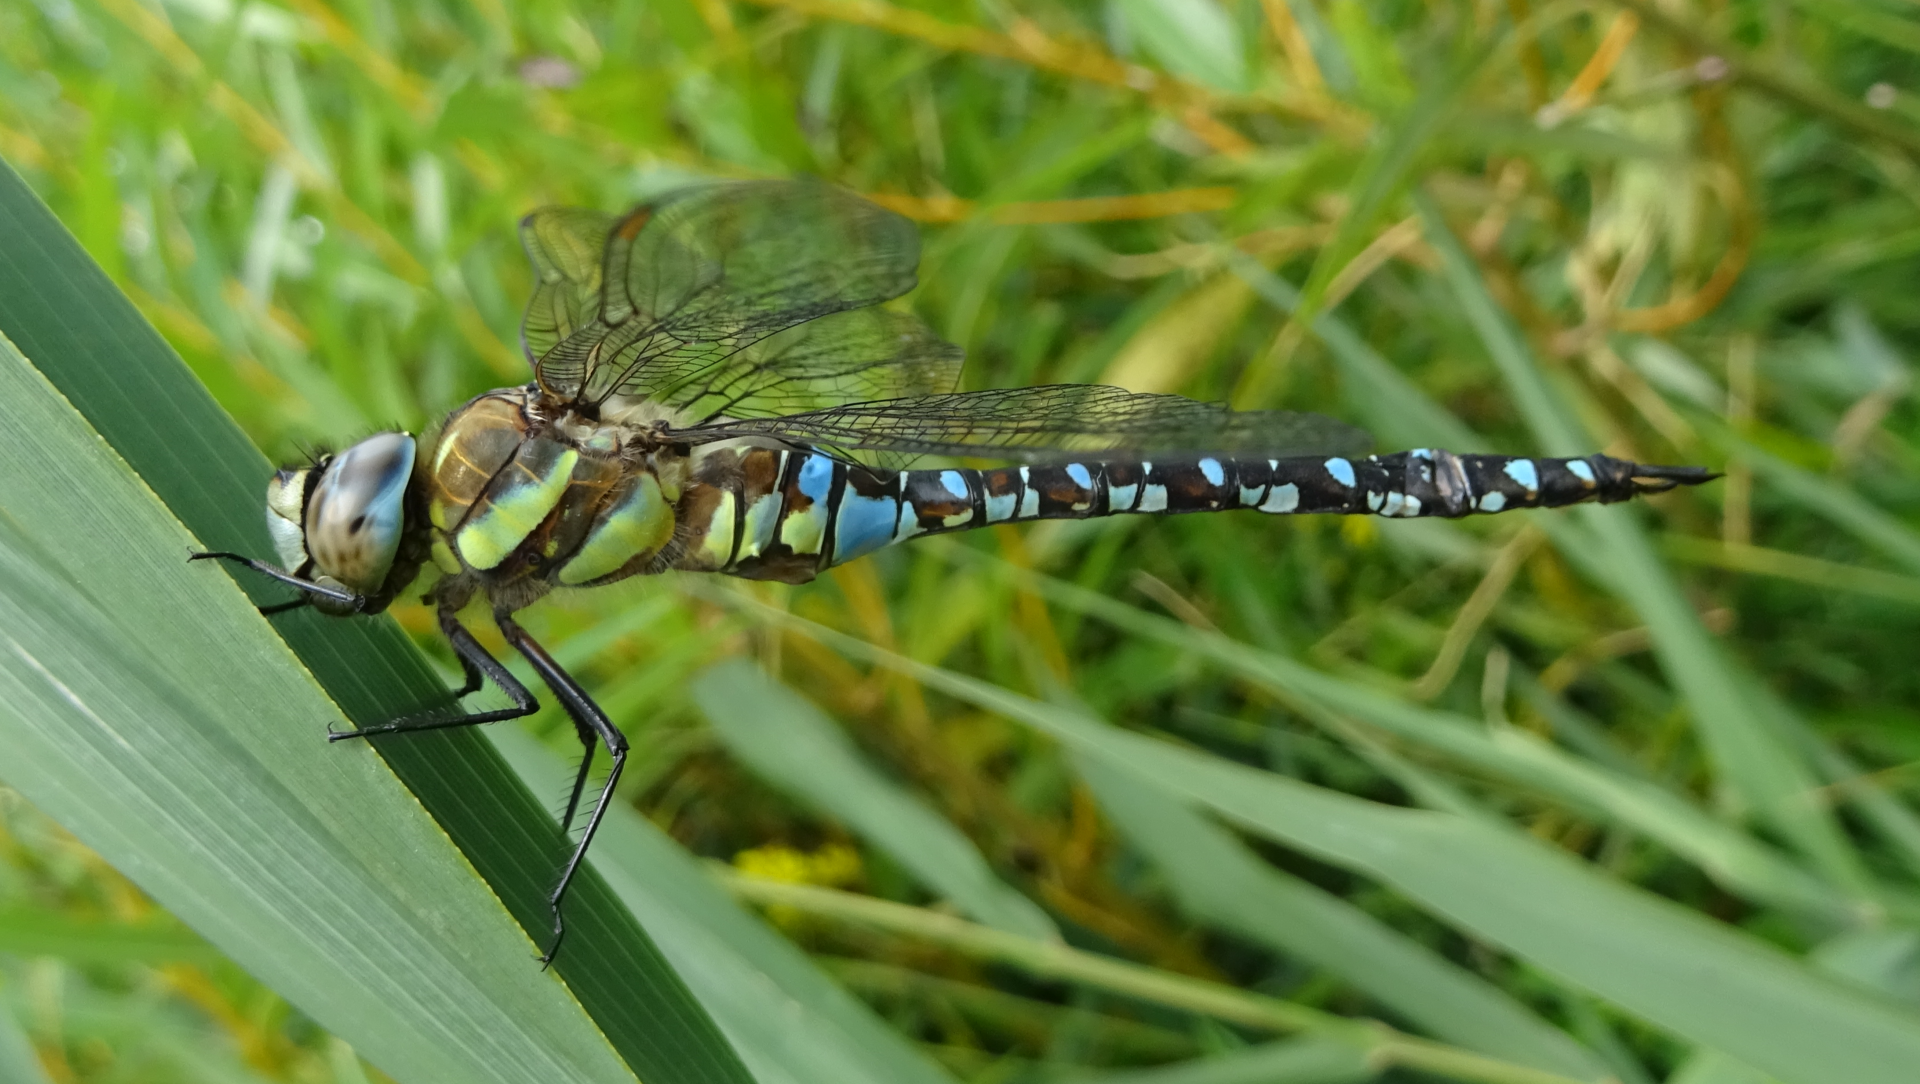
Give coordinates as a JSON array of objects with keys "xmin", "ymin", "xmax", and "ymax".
[{"xmin": 834, "ymin": 494, "xmax": 898, "ymax": 562}]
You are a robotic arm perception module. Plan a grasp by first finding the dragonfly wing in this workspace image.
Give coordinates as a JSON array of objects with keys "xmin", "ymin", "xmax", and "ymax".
[
  {"xmin": 531, "ymin": 180, "xmax": 926, "ymax": 406},
  {"xmin": 519, "ymin": 207, "xmax": 615, "ymax": 394},
  {"xmin": 664, "ymin": 307, "xmax": 964, "ymax": 424},
  {"xmin": 673, "ymin": 385, "xmax": 1374, "ymax": 464}
]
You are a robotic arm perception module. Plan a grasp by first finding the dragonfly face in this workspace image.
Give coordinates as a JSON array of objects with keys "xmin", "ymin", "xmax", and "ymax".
[
  {"xmin": 264, "ymin": 432, "xmax": 419, "ymax": 615},
  {"xmin": 195, "ymin": 179, "xmax": 1717, "ymax": 966}
]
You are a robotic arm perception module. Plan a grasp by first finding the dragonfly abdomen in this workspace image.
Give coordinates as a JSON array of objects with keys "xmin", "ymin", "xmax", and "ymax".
[
  {"xmin": 675, "ymin": 447, "xmax": 961, "ymax": 582},
  {"xmin": 959, "ymin": 449, "xmax": 1697, "ymax": 524},
  {"xmin": 689, "ymin": 446, "xmax": 1707, "ymax": 585}
]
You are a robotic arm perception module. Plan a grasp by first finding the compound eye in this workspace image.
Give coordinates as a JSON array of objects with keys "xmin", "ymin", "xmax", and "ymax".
[
  {"xmin": 305, "ymin": 433, "xmax": 416, "ymax": 594},
  {"xmin": 264, "ymin": 467, "xmax": 311, "ymax": 572}
]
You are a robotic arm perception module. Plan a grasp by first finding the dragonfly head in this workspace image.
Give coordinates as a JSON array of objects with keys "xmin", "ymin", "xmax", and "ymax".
[{"xmin": 266, "ymin": 432, "xmax": 418, "ymax": 613}]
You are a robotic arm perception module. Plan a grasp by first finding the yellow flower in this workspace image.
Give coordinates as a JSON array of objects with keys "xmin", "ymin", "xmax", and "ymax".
[{"xmin": 731, "ymin": 842, "xmax": 865, "ymax": 929}]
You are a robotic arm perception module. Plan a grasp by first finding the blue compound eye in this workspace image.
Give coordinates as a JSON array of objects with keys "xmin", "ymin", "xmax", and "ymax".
[{"xmin": 302, "ymin": 433, "xmax": 416, "ymax": 594}]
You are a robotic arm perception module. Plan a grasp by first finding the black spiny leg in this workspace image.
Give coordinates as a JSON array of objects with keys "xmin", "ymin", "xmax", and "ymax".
[
  {"xmin": 558, "ymin": 741, "xmax": 596, "ymax": 838},
  {"xmin": 447, "ymin": 619, "xmax": 490, "ymax": 701},
  {"xmin": 326, "ymin": 606, "xmax": 540, "ymax": 742},
  {"xmin": 495, "ymin": 610, "xmax": 628, "ymax": 968},
  {"xmin": 256, "ymin": 598, "xmax": 311, "ymax": 616},
  {"xmin": 189, "ymin": 550, "xmax": 364, "ymax": 613}
]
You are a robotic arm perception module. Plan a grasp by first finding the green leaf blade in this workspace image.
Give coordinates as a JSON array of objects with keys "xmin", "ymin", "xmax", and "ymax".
[
  {"xmin": 1075, "ymin": 755, "xmax": 1613, "ymax": 1081},
  {"xmin": 0, "ymin": 332, "xmax": 636, "ymax": 1084},
  {"xmin": 0, "ymin": 157, "xmax": 753, "ymax": 1084},
  {"xmin": 695, "ymin": 659, "xmax": 1057, "ymax": 940},
  {"xmin": 490, "ymin": 724, "xmax": 961, "ymax": 1084}
]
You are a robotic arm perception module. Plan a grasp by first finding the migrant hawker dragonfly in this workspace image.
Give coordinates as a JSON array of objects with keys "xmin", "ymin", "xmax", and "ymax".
[{"xmin": 194, "ymin": 180, "xmax": 1715, "ymax": 963}]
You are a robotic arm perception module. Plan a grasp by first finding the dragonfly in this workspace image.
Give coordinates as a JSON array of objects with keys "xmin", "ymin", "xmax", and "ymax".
[{"xmin": 194, "ymin": 180, "xmax": 1715, "ymax": 963}]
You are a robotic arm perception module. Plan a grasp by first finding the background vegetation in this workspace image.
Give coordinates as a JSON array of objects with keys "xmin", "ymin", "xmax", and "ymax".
[{"xmin": 3, "ymin": 0, "xmax": 1920, "ymax": 1082}]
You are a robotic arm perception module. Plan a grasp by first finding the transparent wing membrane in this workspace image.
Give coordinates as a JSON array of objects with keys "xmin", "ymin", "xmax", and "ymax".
[
  {"xmin": 518, "ymin": 207, "xmax": 614, "ymax": 365},
  {"xmin": 522, "ymin": 181, "xmax": 925, "ymax": 415},
  {"xmin": 667, "ymin": 308, "xmax": 965, "ymax": 424},
  {"xmin": 675, "ymin": 384, "xmax": 1373, "ymax": 464},
  {"xmin": 517, "ymin": 183, "xmax": 1371, "ymax": 466}
]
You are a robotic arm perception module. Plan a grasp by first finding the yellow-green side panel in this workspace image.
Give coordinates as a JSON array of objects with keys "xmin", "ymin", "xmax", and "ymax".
[
  {"xmin": 455, "ymin": 445, "xmax": 579, "ymax": 570},
  {"xmin": 558, "ymin": 474, "xmax": 677, "ymax": 585},
  {"xmin": 430, "ymin": 537, "xmax": 462, "ymax": 575},
  {"xmin": 697, "ymin": 490, "xmax": 737, "ymax": 569},
  {"xmin": 737, "ymin": 491, "xmax": 783, "ymax": 561}
]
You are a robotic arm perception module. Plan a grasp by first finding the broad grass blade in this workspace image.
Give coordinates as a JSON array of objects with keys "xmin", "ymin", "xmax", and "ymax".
[
  {"xmin": 1727, "ymin": 436, "xmax": 1920, "ymax": 576},
  {"xmin": 1414, "ymin": 191, "xmax": 1865, "ymax": 889},
  {"xmin": 0, "ymin": 332, "xmax": 634, "ymax": 1084},
  {"xmin": 1112, "ymin": 0, "xmax": 1250, "ymax": 92},
  {"xmin": 1074, "ymin": 755, "xmax": 1612, "ymax": 1080},
  {"xmin": 0, "ymin": 157, "xmax": 752, "ymax": 1084},
  {"xmin": 1225, "ymin": 253, "xmax": 1478, "ymax": 449},
  {"xmin": 0, "ymin": 907, "xmax": 223, "ymax": 967},
  {"xmin": 1667, "ymin": 1049, "xmax": 1778, "ymax": 1084},
  {"xmin": 734, "ymin": 599, "xmax": 1920, "ymax": 1084},
  {"xmin": 695, "ymin": 659, "xmax": 1057, "ymax": 939},
  {"xmin": 1075, "ymin": 1037, "xmax": 1374, "ymax": 1084},
  {"xmin": 487, "ymin": 723, "xmax": 960, "ymax": 1084},
  {"xmin": 0, "ymin": 1002, "xmax": 53, "ymax": 1084},
  {"xmin": 955, "ymin": 556, "xmax": 1853, "ymax": 922}
]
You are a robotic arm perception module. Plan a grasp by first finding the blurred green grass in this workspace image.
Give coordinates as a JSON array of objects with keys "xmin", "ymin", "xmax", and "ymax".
[{"xmin": 3, "ymin": 0, "xmax": 1920, "ymax": 1081}]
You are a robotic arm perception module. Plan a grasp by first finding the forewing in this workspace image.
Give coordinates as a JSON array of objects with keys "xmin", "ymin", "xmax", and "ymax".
[
  {"xmin": 538, "ymin": 181, "xmax": 924, "ymax": 405},
  {"xmin": 519, "ymin": 208, "xmax": 614, "ymax": 391},
  {"xmin": 663, "ymin": 307, "xmax": 964, "ymax": 424},
  {"xmin": 674, "ymin": 385, "xmax": 1373, "ymax": 463}
]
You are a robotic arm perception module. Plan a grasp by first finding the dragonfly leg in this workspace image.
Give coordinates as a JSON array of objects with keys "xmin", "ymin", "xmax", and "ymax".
[
  {"xmin": 188, "ymin": 550, "xmax": 365, "ymax": 612},
  {"xmin": 326, "ymin": 606, "xmax": 538, "ymax": 741},
  {"xmin": 494, "ymin": 610, "xmax": 628, "ymax": 968},
  {"xmin": 448, "ymin": 629, "xmax": 489, "ymax": 700},
  {"xmin": 256, "ymin": 597, "xmax": 311, "ymax": 617},
  {"xmin": 558, "ymin": 741, "xmax": 596, "ymax": 838}
]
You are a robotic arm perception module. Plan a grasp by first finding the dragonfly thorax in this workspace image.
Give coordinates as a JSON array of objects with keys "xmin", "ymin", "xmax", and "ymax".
[
  {"xmin": 414, "ymin": 386, "xmax": 696, "ymax": 609},
  {"xmin": 265, "ymin": 432, "xmax": 420, "ymax": 614}
]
